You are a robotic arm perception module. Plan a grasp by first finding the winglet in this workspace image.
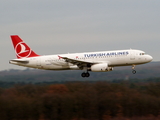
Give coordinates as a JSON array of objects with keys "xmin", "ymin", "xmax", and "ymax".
[{"xmin": 10, "ymin": 35, "xmax": 40, "ymax": 59}]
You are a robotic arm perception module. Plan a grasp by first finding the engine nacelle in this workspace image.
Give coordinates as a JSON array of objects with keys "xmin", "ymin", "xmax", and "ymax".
[{"xmin": 91, "ymin": 63, "xmax": 113, "ymax": 72}]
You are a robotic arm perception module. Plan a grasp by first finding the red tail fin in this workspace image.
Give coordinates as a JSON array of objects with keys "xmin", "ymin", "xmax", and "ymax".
[{"xmin": 10, "ymin": 35, "xmax": 40, "ymax": 59}]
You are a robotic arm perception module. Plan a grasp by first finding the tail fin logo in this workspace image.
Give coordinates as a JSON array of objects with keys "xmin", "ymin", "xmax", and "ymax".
[{"xmin": 15, "ymin": 42, "xmax": 31, "ymax": 58}]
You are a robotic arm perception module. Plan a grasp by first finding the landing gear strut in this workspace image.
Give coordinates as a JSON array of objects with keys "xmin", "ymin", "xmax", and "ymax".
[
  {"xmin": 132, "ymin": 65, "xmax": 136, "ymax": 74},
  {"xmin": 81, "ymin": 72, "xmax": 90, "ymax": 77}
]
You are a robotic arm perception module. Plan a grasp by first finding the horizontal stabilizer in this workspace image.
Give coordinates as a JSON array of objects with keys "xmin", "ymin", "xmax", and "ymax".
[{"xmin": 9, "ymin": 59, "xmax": 29, "ymax": 64}]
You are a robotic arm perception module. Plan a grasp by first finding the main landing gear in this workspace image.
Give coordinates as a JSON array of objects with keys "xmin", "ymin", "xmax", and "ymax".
[
  {"xmin": 132, "ymin": 65, "xmax": 136, "ymax": 74},
  {"xmin": 81, "ymin": 72, "xmax": 90, "ymax": 77}
]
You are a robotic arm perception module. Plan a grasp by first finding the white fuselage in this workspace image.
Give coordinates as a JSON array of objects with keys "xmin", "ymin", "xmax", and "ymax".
[{"xmin": 10, "ymin": 49, "xmax": 153, "ymax": 71}]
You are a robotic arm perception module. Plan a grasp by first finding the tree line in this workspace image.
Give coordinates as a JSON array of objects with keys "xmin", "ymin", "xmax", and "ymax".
[{"xmin": 1, "ymin": 82, "xmax": 160, "ymax": 120}]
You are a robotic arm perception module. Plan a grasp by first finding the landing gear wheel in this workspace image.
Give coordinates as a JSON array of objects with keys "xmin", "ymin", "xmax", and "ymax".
[
  {"xmin": 81, "ymin": 73, "xmax": 86, "ymax": 77},
  {"xmin": 132, "ymin": 65, "xmax": 136, "ymax": 74},
  {"xmin": 132, "ymin": 70, "xmax": 136, "ymax": 74},
  {"xmin": 85, "ymin": 72, "xmax": 90, "ymax": 77},
  {"xmin": 81, "ymin": 72, "xmax": 90, "ymax": 77}
]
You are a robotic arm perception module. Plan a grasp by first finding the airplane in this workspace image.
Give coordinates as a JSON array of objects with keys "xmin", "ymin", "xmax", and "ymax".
[{"xmin": 9, "ymin": 35, "xmax": 153, "ymax": 77}]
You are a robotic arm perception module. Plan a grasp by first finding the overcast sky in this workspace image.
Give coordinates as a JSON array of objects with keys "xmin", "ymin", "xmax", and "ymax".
[{"xmin": 1, "ymin": 0, "xmax": 160, "ymax": 70}]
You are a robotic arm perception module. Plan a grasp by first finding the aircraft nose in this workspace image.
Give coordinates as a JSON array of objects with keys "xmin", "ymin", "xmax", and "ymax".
[{"xmin": 147, "ymin": 55, "xmax": 153, "ymax": 62}]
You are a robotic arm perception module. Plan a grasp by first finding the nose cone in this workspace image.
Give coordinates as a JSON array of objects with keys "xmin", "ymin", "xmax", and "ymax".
[{"xmin": 147, "ymin": 55, "xmax": 153, "ymax": 62}]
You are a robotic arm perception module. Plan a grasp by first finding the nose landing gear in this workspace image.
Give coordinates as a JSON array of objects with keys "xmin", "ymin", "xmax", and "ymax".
[
  {"xmin": 132, "ymin": 70, "xmax": 136, "ymax": 74},
  {"xmin": 132, "ymin": 65, "xmax": 136, "ymax": 74}
]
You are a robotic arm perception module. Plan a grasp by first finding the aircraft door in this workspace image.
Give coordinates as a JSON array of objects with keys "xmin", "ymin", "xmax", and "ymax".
[
  {"xmin": 37, "ymin": 58, "xmax": 41, "ymax": 68},
  {"xmin": 130, "ymin": 51, "xmax": 135, "ymax": 60}
]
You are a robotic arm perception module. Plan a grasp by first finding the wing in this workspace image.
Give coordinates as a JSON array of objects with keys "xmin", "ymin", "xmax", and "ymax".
[{"xmin": 61, "ymin": 56, "xmax": 96, "ymax": 69}]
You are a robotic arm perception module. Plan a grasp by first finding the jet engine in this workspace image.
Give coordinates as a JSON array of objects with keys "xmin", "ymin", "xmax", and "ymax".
[{"xmin": 91, "ymin": 63, "xmax": 113, "ymax": 72}]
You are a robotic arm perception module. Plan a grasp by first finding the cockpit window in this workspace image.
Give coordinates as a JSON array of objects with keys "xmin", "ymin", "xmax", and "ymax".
[{"xmin": 140, "ymin": 53, "xmax": 145, "ymax": 55}]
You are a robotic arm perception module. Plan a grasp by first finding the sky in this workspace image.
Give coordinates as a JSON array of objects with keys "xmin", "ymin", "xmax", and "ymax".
[{"xmin": 1, "ymin": 0, "xmax": 160, "ymax": 70}]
